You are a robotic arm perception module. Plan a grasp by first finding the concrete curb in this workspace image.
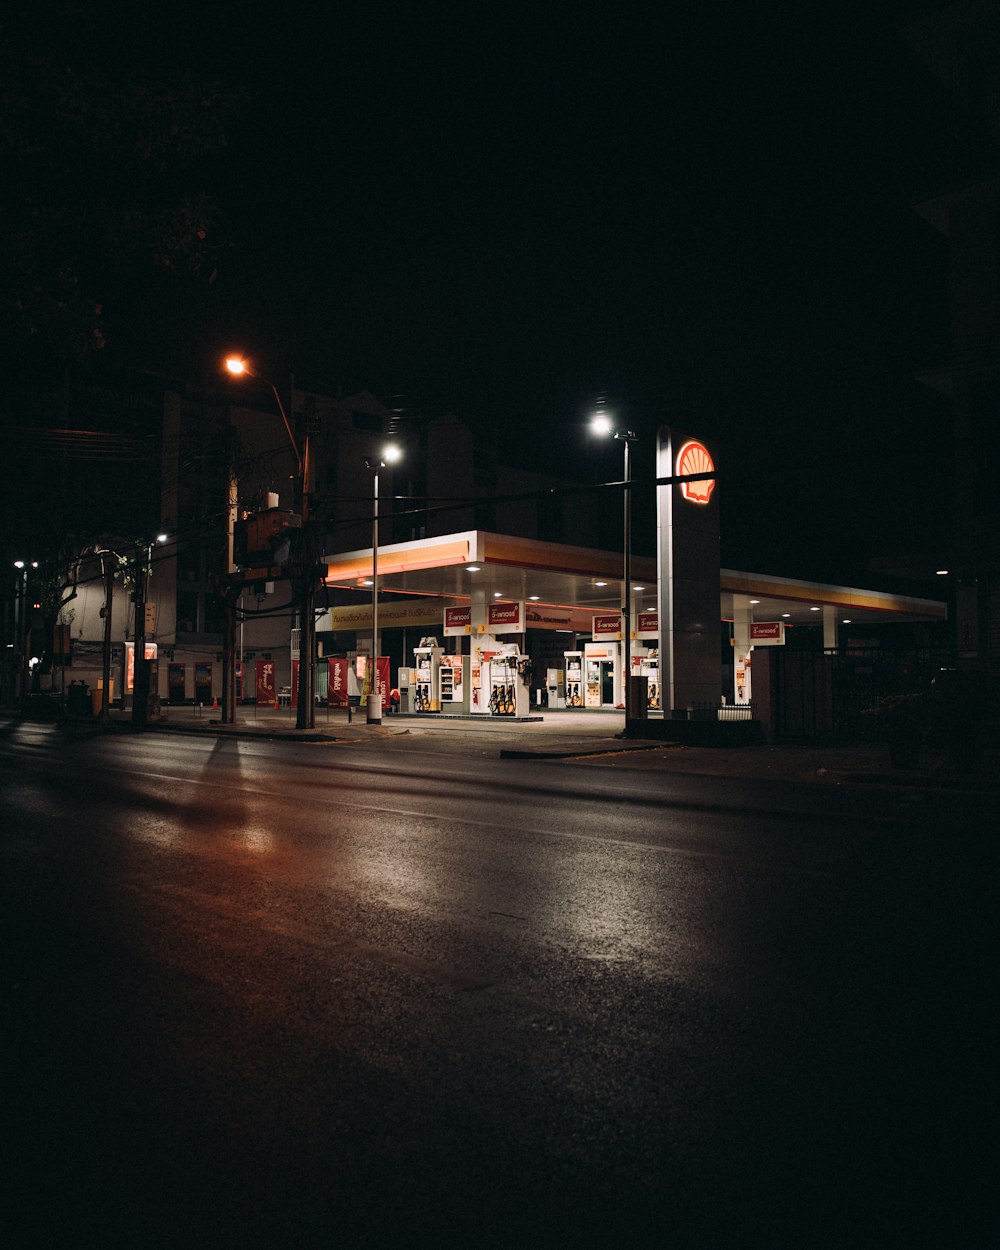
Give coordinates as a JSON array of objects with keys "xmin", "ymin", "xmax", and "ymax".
[{"xmin": 499, "ymin": 743, "xmax": 666, "ymax": 760}]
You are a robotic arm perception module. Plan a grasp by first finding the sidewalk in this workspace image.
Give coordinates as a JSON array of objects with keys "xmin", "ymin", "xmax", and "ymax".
[{"xmin": 59, "ymin": 703, "xmax": 1000, "ymax": 793}]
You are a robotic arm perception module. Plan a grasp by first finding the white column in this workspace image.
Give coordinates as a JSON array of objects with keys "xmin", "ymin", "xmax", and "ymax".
[
  {"xmin": 822, "ymin": 606, "xmax": 837, "ymax": 651},
  {"xmin": 732, "ymin": 603, "xmax": 752, "ymax": 704},
  {"xmin": 470, "ymin": 588, "xmax": 488, "ymax": 714}
]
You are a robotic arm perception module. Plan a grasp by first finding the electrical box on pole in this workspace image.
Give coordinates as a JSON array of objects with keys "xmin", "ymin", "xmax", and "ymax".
[{"xmin": 234, "ymin": 508, "xmax": 301, "ymax": 571}]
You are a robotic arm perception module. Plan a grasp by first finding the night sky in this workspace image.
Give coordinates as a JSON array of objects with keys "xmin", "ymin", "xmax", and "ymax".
[{"xmin": 7, "ymin": 3, "xmax": 994, "ymax": 587}]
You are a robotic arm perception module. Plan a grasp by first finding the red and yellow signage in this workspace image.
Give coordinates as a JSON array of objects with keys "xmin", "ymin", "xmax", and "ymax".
[
  {"xmin": 487, "ymin": 601, "xmax": 524, "ymax": 633},
  {"xmin": 327, "ymin": 657, "xmax": 349, "ymax": 707},
  {"xmin": 255, "ymin": 659, "xmax": 276, "ymax": 704},
  {"xmin": 636, "ymin": 610, "xmax": 658, "ymax": 639},
  {"xmin": 444, "ymin": 605, "xmax": 472, "ymax": 636},
  {"xmin": 592, "ymin": 613, "xmax": 622, "ymax": 640},
  {"xmin": 749, "ymin": 621, "xmax": 785, "ymax": 645},
  {"xmin": 676, "ymin": 439, "xmax": 716, "ymax": 505}
]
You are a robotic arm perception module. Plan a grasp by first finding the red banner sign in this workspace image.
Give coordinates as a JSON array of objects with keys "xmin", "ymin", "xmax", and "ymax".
[
  {"xmin": 255, "ymin": 659, "xmax": 276, "ymax": 704},
  {"xmin": 327, "ymin": 657, "xmax": 349, "ymax": 707},
  {"xmin": 375, "ymin": 656, "xmax": 390, "ymax": 704}
]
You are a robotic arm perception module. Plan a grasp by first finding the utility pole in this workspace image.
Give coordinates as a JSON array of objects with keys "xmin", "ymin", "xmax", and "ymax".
[
  {"xmin": 221, "ymin": 474, "xmax": 239, "ymax": 724},
  {"xmin": 622, "ymin": 431, "xmax": 633, "ymax": 719},
  {"xmin": 295, "ymin": 387, "xmax": 315, "ymax": 730},
  {"xmin": 220, "ymin": 579, "xmax": 240, "ymax": 723},
  {"xmin": 223, "ymin": 358, "xmax": 313, "ymax": 728},
  {"xmin": 131, "ymin": 544, "xmax": 150, "ymax": 726},
  {"xmin": 13, "ymin": 560, "xmax": 32, "ymax": 710},
  {"xmin": 101, "ymin": 554, "xmax": 114, "ymax": 719}
]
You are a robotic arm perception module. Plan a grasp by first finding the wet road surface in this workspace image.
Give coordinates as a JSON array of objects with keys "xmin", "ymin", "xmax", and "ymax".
[{"xmin": 2, "ymin": 720, "xmax": 996, "ymax": 1248}]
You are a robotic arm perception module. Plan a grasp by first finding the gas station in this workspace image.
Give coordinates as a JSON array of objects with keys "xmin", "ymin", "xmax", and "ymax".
[{"xmin": 317, "ymin": 430, "xmax": 947, "ymax": 730}]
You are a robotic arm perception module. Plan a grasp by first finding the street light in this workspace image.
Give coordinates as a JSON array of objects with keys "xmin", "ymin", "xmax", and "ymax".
[
  {"xmin": 225, "ymin": 355, "xmax": 315, "ymax": 729},
  {"xmin": 132, "ymin": 533, "xmax": 168, "ymax": 727},
  {"xmin": 12, "ymin": 560, "xmax": 37, "ymax": 708},
  {"xmin": 590, "ymin": 404, "xmax": 638, "ymax": 729},
  {"xmin": 363, "ymin": 444, "xmax": 402, "ymax": 724},
  {"xmin": 225, "ymin": 357, "xmax": 302, "ymax": 476}
]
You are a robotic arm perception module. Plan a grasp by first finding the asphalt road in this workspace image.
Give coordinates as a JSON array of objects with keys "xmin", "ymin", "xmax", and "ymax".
[{"xmin": 2, "ymin": 720, "xmax": 996, "ymax": 1248}]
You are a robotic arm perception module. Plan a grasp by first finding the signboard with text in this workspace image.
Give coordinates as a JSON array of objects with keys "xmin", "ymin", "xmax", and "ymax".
[
  {"xmin": 327, "ymin": 657, "xmax": 349, "ymax": 707},
  {"xmin": 524, "ymin": 603, "xmax": 593, "ymax": 633},
  {"xmin": 328, "ymin": 600, "xmax": 444, "ymax": 631},
  {"xmin": 376, "ymin": 656, "xmax": 390, "ymax": 705},
  {"xmin": 487, "ymin": 601, "xmax": 524, "ymax": 634},
  {"xmin": 255, "ymin": 659, "xmax": 276, "ymax": 704},
  {"xmin": 749, "ymin": 621, "xmax": 786, "ymax": 646},
  {"xmin": 636, "ymin": 610, "xmax": 658, "ymax": 639},
  {"xmin": 592, "ymin": 613, "xmax": 622, "ymax": 641},
  {"xmin": 444, "ymin": 606, "xmax": 472, "ymax": 636}
]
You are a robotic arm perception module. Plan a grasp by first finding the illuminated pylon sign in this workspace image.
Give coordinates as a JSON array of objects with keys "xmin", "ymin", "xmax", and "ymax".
[{"xmin": 675, "ymin": 439, "xmax": 716, "ymax": 505}]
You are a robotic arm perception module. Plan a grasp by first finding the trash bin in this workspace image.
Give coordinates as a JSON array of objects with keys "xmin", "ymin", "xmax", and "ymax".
[
  {"xmin": 67, "ymin": 681, "xmax": 90, "ymax": 716},
  {"xmin": 91, "ymin": 678, "xmax": 114, "ymax": 715}
]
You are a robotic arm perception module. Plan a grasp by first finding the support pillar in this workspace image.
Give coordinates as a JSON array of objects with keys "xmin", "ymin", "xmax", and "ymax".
[{"xmin": 822, "ymin": 606, "xmax": 837, "ymax": 652}]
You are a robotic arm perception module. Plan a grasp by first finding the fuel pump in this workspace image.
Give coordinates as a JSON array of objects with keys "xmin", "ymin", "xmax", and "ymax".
[{"xmin": 412, "ymin": 639, "xmax": 443, "ymax": 712}]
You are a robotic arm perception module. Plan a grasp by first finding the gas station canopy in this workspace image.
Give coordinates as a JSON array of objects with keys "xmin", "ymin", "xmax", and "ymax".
[{"xmin": 323, "ymin": 530, "xmax": 947, "ymax": 631}]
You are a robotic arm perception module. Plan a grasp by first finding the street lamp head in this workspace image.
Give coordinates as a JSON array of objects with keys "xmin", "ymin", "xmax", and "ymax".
[
  {"xmin": 590, "ymin": 409, "xmax": 636, "ymax": 443},
  {"xmin": 223, "ymin": 356, "xmax": 300, "ymax": 472},
  {"xmin": 364, "ymin": 443, "xmax": 403, "ymax": 471},
  {"xmin": 590, "ymin": 411, "xmax": 614, "ymax": 438}
]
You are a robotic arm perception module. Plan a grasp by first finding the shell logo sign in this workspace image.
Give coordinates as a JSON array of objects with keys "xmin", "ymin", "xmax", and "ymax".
[{"xmin": 676, "ymin": 439, "xmax": 716, "ymax": 505}]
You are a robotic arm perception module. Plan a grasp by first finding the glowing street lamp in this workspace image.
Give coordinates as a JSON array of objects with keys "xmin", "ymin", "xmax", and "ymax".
[
  {"xmin": 225, "ymin": 354, "xmax": 314, "ymax": 727},
  {"xmin": 590, "ymin": 403, "xmax": 638, "ymax": 725},
  {"xmin": 363, "ymin": 443, "xmax": 403, "ymax": 724},
  {"xmin": 225, "ymin": 357, "xmax": 301, "ymax": 475},
  {"xmin": 12, "ymin": 559, "xmax": 37, "ymax": 707}
]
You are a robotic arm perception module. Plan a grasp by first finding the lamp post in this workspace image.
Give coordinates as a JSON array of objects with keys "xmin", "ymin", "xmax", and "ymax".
[
  {"xmin": 225, "ymin": 356, "xmax": 315, "ymax": 729},
  {"xmin": 13, "ymin": 559, "xmax": 37, "ymax": 708},
  {"xmin": 131, "ymin": 533, "xmax": 167, "ymax": 727},
  {"xmin": 590, "ymin": 406, "xmax": 638, "ymax": 729},
  {"xmin": 363, "ymin": 444, "xmax": 402, "ymax": 724}
]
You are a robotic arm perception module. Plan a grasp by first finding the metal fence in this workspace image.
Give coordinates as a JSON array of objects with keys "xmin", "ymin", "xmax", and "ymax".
[{"xmin": 678, "ymin": 701, "xmax": 755, "ymax": 722}]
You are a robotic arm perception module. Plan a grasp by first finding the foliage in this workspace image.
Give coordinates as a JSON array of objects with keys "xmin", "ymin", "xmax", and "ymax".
[
  {"xmin": 27, "ymin": 542, "xmax": 139, "ymax": 678},
  {"xmin": 0, "ymin": 6, "xmax": 234, "ymax": 369}
]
